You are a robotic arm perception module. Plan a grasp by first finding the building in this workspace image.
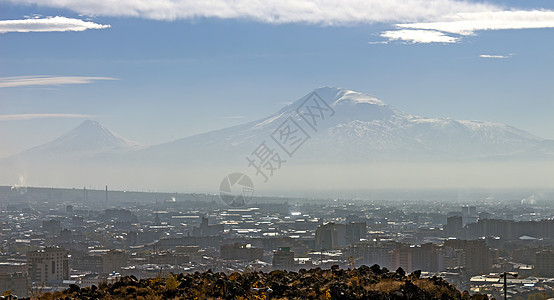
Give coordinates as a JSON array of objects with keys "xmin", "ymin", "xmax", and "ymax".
[
  {"xmin": 390, "ymin": 244, "xmax": 414, "ymax": 273},
  {"xmin": 71, "ymin": 254, "xmax": 102, "ymax": 273},
  {"xmin": 149, "ymin": 252, "xmax": 190, "ymax": 265},
  {"xmin": 466, "ymin": 219, "xmax": 554, "ymax": 240},
  {"xmin": 192, "ymin": 216, "xmax": 224, "ymax": 237},
  {"xmin": 0, "ymin": 262, "xmax": 27, "ymax": 275},
  {"xmin": 345, "ymin": 222, "xmax": 367, "ymax": 245},
  {"xmin": 80, "ymin": 273, "xmax": 101, "ymax": 288},
  {"xmin": 0, "ymin": 272, "xmax": 29, "ymax": 297},
  {"xmin": 444, "ymin": 216, "xmax": 463, "ymax": 237},
  {"xmin": 342, "ymin": 241, "xmax": 393, "ymax": 269},
  {"xmin": 443, "ymin": 239, "xmax": 491, "ymax": 275},
  {"xmin": 411, "ymin": 243, "xmax": 438, "ymax": 272},
  {"xmin": 42, "ymin": 219, "xmax": 62, "ymax": 236},
  {"xmin": 261, "ymin": 237, "xmax": 310, "ymax": 256},
  {"xmin": 272, "ymin": 247, "xmax": 295, "ymax": 270},
  {"xmin": 100, "ymin": 208, "xmax": 138, "ymax": 223},
  {"xmin": 387, "ymin": 243, "xmax": 441, "ymax": 273},
  {"xmin": 0, "ymin": 262, "xmax": 29, "ymax": 297},
  {"xmin": 71, "ymin": 216, "xmax": 85, "ymax": 227},
  {"xmin": 315, "ymin": 223, "xmax": 346, "ymax": 250},
  {"xmin": 220, "ymin": 243, "xmax": 263, "ymax": 261},
  {"xmin": 175, "ymin": 246, "xmax": 203, "ymax": 263},
  {"xmin": 27, "ymin": 247, "xmax": 70, "ymax": 285},
  {"xmin": 535, "ymin": 249, "xmax": 554, "ymax": 277},
  {"xmin": 102, "ymin": 250, "xmax": 129, "ymax": 274}
]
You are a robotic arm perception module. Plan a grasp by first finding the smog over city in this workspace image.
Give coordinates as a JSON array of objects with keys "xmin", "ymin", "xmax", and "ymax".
[{"xmin": 1, "ymin": 0, "xmax": 554, "ymax": 298}]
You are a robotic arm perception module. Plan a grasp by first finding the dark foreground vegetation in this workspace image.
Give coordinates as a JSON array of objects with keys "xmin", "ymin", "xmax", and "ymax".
[{"xmin": 35, "ymin": 265, "xmax": 490, "ymax": 300}]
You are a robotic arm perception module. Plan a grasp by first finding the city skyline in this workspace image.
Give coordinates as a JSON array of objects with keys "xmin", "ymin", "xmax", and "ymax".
[{"xmin": 1, "ymin": 184, "xmax": 553, "ymax": 298}]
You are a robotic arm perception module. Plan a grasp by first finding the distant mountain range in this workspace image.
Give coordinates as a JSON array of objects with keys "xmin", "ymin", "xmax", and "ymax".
[
  {"xmin": 134, "ymin": 87, "xmax": 550, "ymax": 163},
  {"xmin": 1, "ymin": 87, "xmax": 552, "ymax": 191}
]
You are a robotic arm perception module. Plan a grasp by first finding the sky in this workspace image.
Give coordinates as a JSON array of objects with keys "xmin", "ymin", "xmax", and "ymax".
[{"xmin": 1, "ymin": 0, "xmax": 554, "ymax": 159}]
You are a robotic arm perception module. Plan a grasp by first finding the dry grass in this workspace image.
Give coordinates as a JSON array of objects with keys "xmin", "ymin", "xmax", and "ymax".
[{"xmin": 370, "ymin": 279, "xmax": 402, "ymax": 293}]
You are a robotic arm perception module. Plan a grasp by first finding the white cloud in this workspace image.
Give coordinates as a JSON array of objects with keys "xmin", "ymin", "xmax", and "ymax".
[
  {"xmin": 4, "ymin": 1, "xmax": 553, "ymax": 45},
  {"xmin": 0, "ymin": 76, "xmax": 117, "ymax": 88},
  {"xmin": 0, "ymin": 114, "xmax": 94, "ymax": 121},
  {"xmin": 479, "ymin": 54, "xmax": 512, "ymax": 59},
  {"xmin": 380, "ymin": 29, "xmax": 459, "ymax": 44},
  {"xmin": 398, "ymin": 10, "xmax": 554, "ymax": 35},
  {"xmin": 384, "ymin": 10, "xmax": 554, "ymax": 43},
  {"xmin": 0, "ymin": 16, "xmax": 110, "ymax": 33},
  {"xmin": 3, "ymin": 0, "xmax": 498, "ymax": 24}
]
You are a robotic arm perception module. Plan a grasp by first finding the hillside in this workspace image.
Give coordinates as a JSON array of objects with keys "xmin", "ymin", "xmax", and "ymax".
[{"xmin": 35, "ymin": 265, "xmax": 490, "ymax": 299}]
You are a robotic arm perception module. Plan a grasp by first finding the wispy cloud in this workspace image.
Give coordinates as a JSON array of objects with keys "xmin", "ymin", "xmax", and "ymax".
[
  {"xmin": 0, "ymin": 76, "xmax": 117, "ymax": 88},
  {"xmin": 0, "ymin": 114, "xmax": 95, "ymax": 121},
  {"xmin": 3, "ymin": 0, "xmax": 497, "ymax": 24},
  {"xmin": 380, "ymin": 29, "xmax": 459, "ymax": 44},
  {"xmin": 0, "ymin": 16, "xmax": 110, "ymax": 33},
  {"xmin": 383, "ymin": 10, "xmax": 554, "ymax": 44},
  {"xmin": 367, "ymin": 41, "xmax": 389, "ymax": 45},
  {"xmin": 479, "ymin": 54, "xmax": 513, "ymax": 59}
]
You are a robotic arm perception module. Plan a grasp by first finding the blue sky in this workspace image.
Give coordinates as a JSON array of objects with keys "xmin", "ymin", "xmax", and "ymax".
[{"xmin": 1, "ymin": 0, "xmax": 553, "ymax": 158}]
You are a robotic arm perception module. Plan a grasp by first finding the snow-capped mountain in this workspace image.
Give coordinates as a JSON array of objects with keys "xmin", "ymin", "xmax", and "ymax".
[
  {"xmin": 1, "ymin": 87, "xmax": 552, "ymax": 190},
  {"xmin": 2, "ymin": 87, "xmax": 552, "ymax": 174},
  {"xmin": 134, "ymin": 87, "xmax": 546, "ymax": 164},
  {"xmin": 10, "ymin": 120, "xmax": 142, "ymax": 161}
]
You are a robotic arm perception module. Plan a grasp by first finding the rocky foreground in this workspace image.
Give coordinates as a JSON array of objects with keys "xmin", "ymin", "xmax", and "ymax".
[{"xmin": 36, "ymin": 265, "xmax": 490, "ymax": 299}]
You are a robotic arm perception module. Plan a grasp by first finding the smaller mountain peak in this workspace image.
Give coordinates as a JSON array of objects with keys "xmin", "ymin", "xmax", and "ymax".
[
  {"xmin": 78, "ymin": 119, "xmax": 102, "ymax": 128},
  {"xmin": 71, "ymin": 120, "xmax": 113, "ymax": 137},
  {"xmin": 17, "ymin": 119, "xmax": 144, "ymax": 156}
]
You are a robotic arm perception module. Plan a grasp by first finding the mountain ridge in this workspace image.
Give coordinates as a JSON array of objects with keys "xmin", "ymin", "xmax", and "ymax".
[
  {"xmin": 130, "ymin": 87, "xmax": 546, "ymax": 164},
  {"xmin": 1, "ymin": 87, "xmax": 553, "ymax": 190},
  {"xmin": 2, "ymin": 87, "xmax": 550, "ymax": 163}
]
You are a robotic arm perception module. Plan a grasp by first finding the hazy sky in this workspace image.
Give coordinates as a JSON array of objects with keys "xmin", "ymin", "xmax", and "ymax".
[{"xmin": 1, "ymin": 0, "xmax": 553, "ymax": 158}]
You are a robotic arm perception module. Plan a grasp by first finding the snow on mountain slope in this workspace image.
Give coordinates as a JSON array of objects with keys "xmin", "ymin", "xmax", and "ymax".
[
  {"xmin": 1, "ymin": 87, "xmax": 551, "ymax": 190},
  {"xmin": 136, "ymin": 87, "xmax": 544, "ymax": 164},
  {"xmin": 12, "ymin": 120, "xmax": 142, "ymax": 160},
  {"xmin": 1, "ymin": 87, "xmax": 548, "ymax": 167}
]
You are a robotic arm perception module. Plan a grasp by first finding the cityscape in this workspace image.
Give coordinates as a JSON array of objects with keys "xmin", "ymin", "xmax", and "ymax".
[{"xmin": 0, "ymin": 186, "xmax": 553, "ymax": 298}]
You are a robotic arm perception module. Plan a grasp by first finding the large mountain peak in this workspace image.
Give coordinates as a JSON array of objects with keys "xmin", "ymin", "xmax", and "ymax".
[
  {"xmin": 270, "ymin": 87, "xmax": 403, "ymax": 127},
  {"xmin": 312, "ymin": 87, "xmax": 386, "ymax": 107},
  {"xmin": 304, "ymin": 87, "xmax": 405, "ymax": 124}
]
